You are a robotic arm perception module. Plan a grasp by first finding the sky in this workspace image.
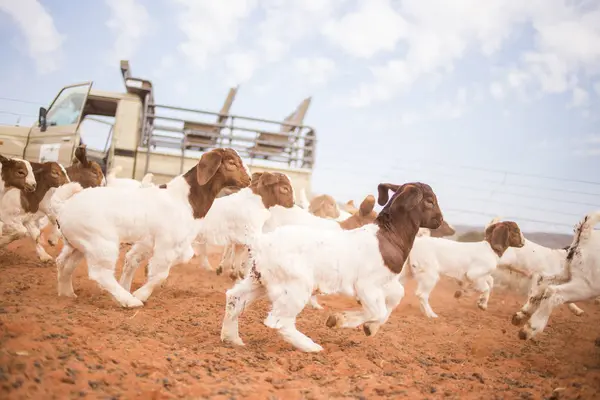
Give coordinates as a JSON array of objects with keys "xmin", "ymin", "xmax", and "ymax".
[{"xmin": 1, "ymin": 0, "xmax": 599, "ymax": 234}]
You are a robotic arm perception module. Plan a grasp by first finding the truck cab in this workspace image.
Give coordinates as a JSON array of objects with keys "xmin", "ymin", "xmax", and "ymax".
[{"xmin": 0, "ymin": 60, "xmax": 316, "ymax": 195}]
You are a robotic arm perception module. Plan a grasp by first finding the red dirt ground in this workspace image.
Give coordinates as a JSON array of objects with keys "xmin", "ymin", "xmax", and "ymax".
[{"xmin": 1, "ymin": 233, "xmax": 599, "ymax": 400}]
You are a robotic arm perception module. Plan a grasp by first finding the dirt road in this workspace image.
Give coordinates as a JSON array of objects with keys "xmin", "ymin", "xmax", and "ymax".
[{"xmin": 1, "ymin": 236, "xmax": 599, "ymax": 399}]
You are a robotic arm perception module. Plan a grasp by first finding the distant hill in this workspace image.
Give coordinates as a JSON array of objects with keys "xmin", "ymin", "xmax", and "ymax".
[{"xmin": 451, "ymin": 224, "xmax": 572, "ymax": 249}]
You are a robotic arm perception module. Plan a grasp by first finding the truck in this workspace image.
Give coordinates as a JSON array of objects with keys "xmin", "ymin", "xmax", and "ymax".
[{"xmin": 0, "ymin": 60, "xmax": 316, "ymax": 194}]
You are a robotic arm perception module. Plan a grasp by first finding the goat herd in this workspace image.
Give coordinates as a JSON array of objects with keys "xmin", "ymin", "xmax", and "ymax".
[{"xmin": 0, "ymin": 146, "xmax": 598, "ymax": 353}]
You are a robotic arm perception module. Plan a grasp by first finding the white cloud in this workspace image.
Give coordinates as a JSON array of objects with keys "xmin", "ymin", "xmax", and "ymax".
[
  {"xmin": 223, "ymin": 51, "xmax": 258, "ymax": 85},
  {"xmin": 173, "ymin": 0, "xmax": 257, "ymax": 69},
  {"xmin": 257, "ymin": 0, "xmax": 346, "ymax": 62},
  {"xmin": 151, "ymin": 55, "xmax": 175, "ymax": 79},
  {"xmin": 339, "ymin": 0, "xmax": 600, "ymax": 108},
  {"xmin": 0, "ymin": 0, "xmax": 65, "ymax": 74},
  {"xmin": 322, "ymin": 0, "xmax": 408, "ymax": 59},
  {"xmin": 489, "ymin": 81, "xmax": 505, "ymax": 99},
  {"xmin": 568, "ymin": 86, "xmax": 590, "ymax": 108},
  {"xmin": 594, "ymin": 82, "xmax": 600, "ymax": 96},
  {"xmin": 105, "ymin": 0, "xmax": 151, "ymax": 62},
  {"xmin": 293, "ymin": 57, "xmax": 336, "ymax": 86}
]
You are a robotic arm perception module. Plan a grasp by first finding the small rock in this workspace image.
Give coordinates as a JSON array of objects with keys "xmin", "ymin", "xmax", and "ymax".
[
  {"xmin": 15, "ymin": 351, "xmax": 29, "ymax": 356},
  {"xmin": 61, "ymin": 377, "xmax": 76, "ymax": 385},
  {"xmin": 430, "ymin": 387, "xmax": 437, "ymax": 393}
]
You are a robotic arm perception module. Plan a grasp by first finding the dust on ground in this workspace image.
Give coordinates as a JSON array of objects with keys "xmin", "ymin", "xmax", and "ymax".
[{"xmin": 1, "ymin": 234, "xmax": 599, "ymax": 399}]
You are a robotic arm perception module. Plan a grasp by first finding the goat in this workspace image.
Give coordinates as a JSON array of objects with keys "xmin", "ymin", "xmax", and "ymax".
[
  {"xmin": 106, "ymin": 165, "xmax": 154, "ymax": 188},
  {"xmin": 308, "ymin": 193, "xmax": 352, "ymax": 221},
  {"xmin": 493, "ymin": 229, "xmax": 586, "ymax": 317},
  {"xmin": 219, "ymin": 193, "xmax": 380, "ymax": 312},
  {"xmin": 119, "ymin": 171, "xmax": 295, "ymax": 293},
  {"xmin": 50, "ymin": 148, "xmax": 251, "ymax": 307},
  {"xmin": 220, "ymin": 182, "xmax": 443, "ymax": 352},
  {"xmin": 416, "ymin": 220, "xmax": 456, "ymax": 238},
  {"xmin": 0, "ymin": 162, "xmax": 70, "ymax": 260},
  {"xmin": 64, "ymin": 145, "xmax": 106, "ymax": 188},
  {"xmin": 0, "ymin": 155, "xmax": 37, "ymax": 195},
  {"xmin": 512, "ymin": 210, "xmax": 600, "ymax": 340},
  {"xmin": 0, "ymin": 155, "xmax": 37, "ymax": 235},
  {"xmin": 400, "ymin": 218, "xmax": 525, "ymax": 318}
]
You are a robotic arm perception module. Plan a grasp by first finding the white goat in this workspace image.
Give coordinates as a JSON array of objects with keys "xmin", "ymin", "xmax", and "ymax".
[
  {"xmin": 119, "ymin": 171, "xmax": 295, "ymax": 292},
  {"xmin": 0, "ymin": 156, "xmax": 37, "ymax": 235},
  {"xmin": 50, "ymin": 148, "xmax": 251, "ymax": 307},
  {"xmin": 221, "ymin": 182, "xmax": 443, "ymax": 352},
  {"xmin": 105, "ymin": 165, "xmax": 154, "ymax": 188},
  {"xmin": 0, "ymin": 162, "xmax": 70, "ymax": 260},
  {"xmin": 494, "ymin": 235, "xmax": 586, "ymax": 316},
  {"xmin": 513, "ymin": 210, "xmax": 600, "ymax": 341},
  {"xmin": 401, "ymin": 218, "xmax": 525, "ymax": 318}
]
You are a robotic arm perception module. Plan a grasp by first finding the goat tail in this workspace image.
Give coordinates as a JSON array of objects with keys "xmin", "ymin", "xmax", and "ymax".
[
  {"xmin": 47, "ymin": 182, "xmax": 84, "ymax": 223},
  {"xmin": 569, "ymin": 210, "xmax": 600, "ymax": 250},
  {"xmin": 141, "ymin": 172, "xmax": 154, "ymax": 187}
]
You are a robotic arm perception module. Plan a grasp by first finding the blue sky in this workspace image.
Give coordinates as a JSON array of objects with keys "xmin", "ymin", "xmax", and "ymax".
[{"xmin": 1, "ymin": 0, "xmax": 599, "ymax": 234}]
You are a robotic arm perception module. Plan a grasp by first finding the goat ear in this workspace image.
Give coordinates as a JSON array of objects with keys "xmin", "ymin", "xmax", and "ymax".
[
  {"xmin": 196, "ymin": 151, "xmax": 222, "ymax": 185},
  {"xmin": 359, "ymin": 195, "xmax": 375, "ymax": 216},
  {"xmin": 377, "ymin": 183, "xmax": 401, "ymax": 206},
  {"xmin": 259, "ymin": 172, "xmax": 279, "ymax": 187},
  {"xmin": 485, "ymin": 216, "xmax": 501, "ymax": 230},
  {"xmin": 0, "ymin": 154, "xmax": 8, "ymax": 164},
  {"xmin": 488, "ymin": 223, "xmax": 509, "ymax": 255},
  {"xmin": 251, "ymin": 172, "xmax": 263, "ymax": 183},
  {"xmin": 74, "ymin": 145, "xmax": 89, "ymax": 166},
  {"xmin": 391, "ymin": 184, "xmax": 423, "ymax": 211}
]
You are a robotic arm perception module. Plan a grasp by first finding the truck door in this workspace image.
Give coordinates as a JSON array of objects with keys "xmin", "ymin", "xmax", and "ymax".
[{"xmin": 24, "ymin": 82, "xmax": 92, "ymax": 165}]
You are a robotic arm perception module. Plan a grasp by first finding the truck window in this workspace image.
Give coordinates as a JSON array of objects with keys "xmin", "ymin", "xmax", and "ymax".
[
  {"xmin": 46, "ymin": 85, "xmax": 89, "ymax": 127},
  {"xmin": 79, "ymin": 115, "xmax": 114, "ymax": 154}
]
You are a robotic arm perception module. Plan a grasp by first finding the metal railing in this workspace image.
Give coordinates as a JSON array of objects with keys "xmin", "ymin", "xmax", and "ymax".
[{"xmin": 140, "ymin": 103, "xmax": 316, "ymax": 174}]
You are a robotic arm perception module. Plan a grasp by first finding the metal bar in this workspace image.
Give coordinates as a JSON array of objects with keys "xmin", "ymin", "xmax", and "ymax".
[
  {"xmin": 148, "ymin": 106, "xmax": 315, "ymax": 130},
  {"xmin": 151, "ymin": 125, "xmax": 316, "ymax": 149},
  {"xmin": 140, "ymin": 92, "xmax": 151, "ymax": 176},
  {"xmin": 149, "ymin": 127, "xmax": 316, "ymax": 151},
  {"xmin": 147, "ymin": 114, "xmax": 312, "ymax": 139}
]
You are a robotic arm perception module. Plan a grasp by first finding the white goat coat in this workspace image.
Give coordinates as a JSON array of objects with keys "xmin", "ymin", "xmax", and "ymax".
[
  {"xmin": 263, "ymin": 205, "xmax": 341, "ymax": 233},
  {"xmin": 493, "ymin": 239, "xmax": 566, "ymax": 294},
  {"xmin": 195, "ymin": 188, "xmax": 270, "ymax": 246},
  {"xmin": 252, "ymin": 224, "xmax": 394, "ymax": 298},
  {"xmin": 56, "ymin": 177, "xmax": 198, "ymax": 255},
  {"xmin": 406, "ymin": 236, "xmax": 500, "ymax": 281}
]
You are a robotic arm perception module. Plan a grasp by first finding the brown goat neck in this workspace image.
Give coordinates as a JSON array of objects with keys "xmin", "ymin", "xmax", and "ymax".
[
  {"xmin": 19, "ymin": 166, "xmax": 60, "ymax": 213},
  {"xmin": 375, "ymin": 211, "xmax": 421, "ymax": 274},
  {"xmin": 183, "ymin": 166, "xmax": 226, "ymax": 219}
]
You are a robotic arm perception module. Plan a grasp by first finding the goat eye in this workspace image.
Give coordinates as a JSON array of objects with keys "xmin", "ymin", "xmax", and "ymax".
[{"xmin": 18, "ymin": 170, "xmax": 26, "ymax": 176}]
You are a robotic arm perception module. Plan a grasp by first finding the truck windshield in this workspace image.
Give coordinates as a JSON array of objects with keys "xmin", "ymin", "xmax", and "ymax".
[{"xmin": 46, "ymin": 85, "xmax": 88, "ymax": 127}]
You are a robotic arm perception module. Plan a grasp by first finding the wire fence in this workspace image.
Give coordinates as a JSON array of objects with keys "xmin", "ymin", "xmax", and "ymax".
[{"xmin": 2, "ymin": 96, "xmax": 596, "ymax": 234}]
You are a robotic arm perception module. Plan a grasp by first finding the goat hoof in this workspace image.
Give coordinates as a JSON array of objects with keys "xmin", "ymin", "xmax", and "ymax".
[
  {"xmin": 477, "ymin": 302, "xmax": 488, "ymax": 311},
  {"xmin": 216, "ymin": 266, "xmax": 223, "ymax": 275},
  {"xmin": 122, "ymin": 297, "xmax": 144, "ymax": 308},
  {"xmin": 595, "ymin": 297, "xmax": 600, "ymax": 306},
  {"xmin": 221, "ymin": 334, "xmax": 245, "ymax": 346},
  {"xmin": 363, "ymin": 322, "xmax": 380, "ymax": 337},
  {"xmin": 454, "ymin": 290, "xmax": 463, "ymax": 299},
  {"xmin": 595, "ymin": 337, "xmax": 600, "ymax": 347},
  {"xmin": 326, "ymin": 314, "xmax": 342, "ymax": 328},
  {"xmin": 518, "ymin": 325, "xmax": 536, "ymax": 341},
  {"xmin": 511, "ymin": 312, "xmax": 526, "ymax": 326}
]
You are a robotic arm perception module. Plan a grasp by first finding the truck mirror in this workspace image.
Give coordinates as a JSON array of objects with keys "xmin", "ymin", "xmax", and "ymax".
[{"xmin": 38, "ymin": 107, "xmax": 47, "ymax": 132}]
